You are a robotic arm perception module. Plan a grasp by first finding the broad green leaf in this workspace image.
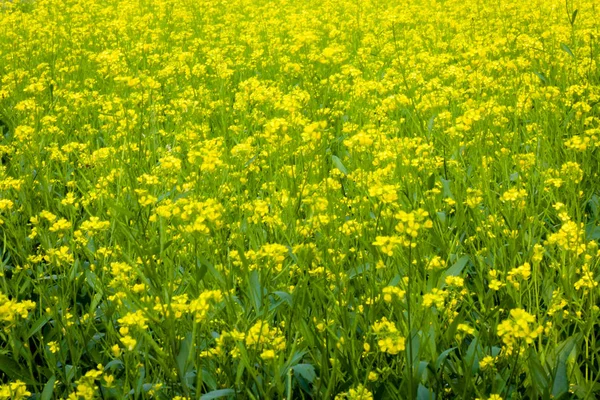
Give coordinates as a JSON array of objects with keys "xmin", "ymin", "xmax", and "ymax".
[
  {"xmin": 176, "ymin": 333, "xmax": 193, "ymax": 378},
  {"xmin": 417, "ymin": 383, "xmax": 435, "ymax": 400},
  {"xmin": 248, "ymin": 270, "xmax": 262, "ymax": 312},
  {"xmin": 293, "ymin": 363, "xmax": 316, "ymax": 383},
  {"xmin": 552, "ymin": 360, "xmax": 568, "ymax": 398},
  {"xmin": 332, "ymin": 155, "xmax": 348, "ymax": 175},
  {"xmin": 26, "ymin": 314, "xmax": 50, "ymax": 339},
  {"xmin": 41, "ymin": 375, "xmax": 56, "ymax": 400},
  {"xmin": 427, "ymin": 115, "xmax": 436, "ymax": 132},
  {"xmin": 441, "ymin": 255, "xmax": 470, "ymax": 285},
  {"xmin": 272, "ymin": 291, "xmax": 293, "ymax": 306},
  {"xmin": 435, "ymin": 347, "xmax": 457, "ymax": 370},
  {"xmin": 0, "ymin": 355, "xmax": 34, "ymax": 384},
  {"xmin": 527, "ymin": 351, "xmax": 549, "ymax": 394},
  {"xmin": 200, "ymin": 388, "xmax": 235, "ymax": 399}
]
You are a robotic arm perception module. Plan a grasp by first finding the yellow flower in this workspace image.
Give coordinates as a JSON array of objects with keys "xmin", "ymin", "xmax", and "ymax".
[
  {"xmin": 0, "ymin": 381, "xmax": 31, "ymax": 400},
  {"xmin": 336, "ymin": 384, "xmax": 373, "ymax": 400},
  {"xmin": 422, "ymin": 288, "xmax": 448, "ymax": 309},
  {"xmin": 479, "ymin": 356, "xmax": 496, "ymax": 370},
  {"xmin": 80, "ymin": 216, "xmax": 111, "ymax": 234},
  {"xmin": 574, "ymin": 265, "xmax": 598, "ymax": 291},
  {"xmin": 426, "ymin": 256, "xmax": 447, "ymax": 271},
  {"xmin": 49, "ymin": 218, "xmax": 72, "ymax": 233},
  {"xmin": 120, "ymin": 335, "xmax": 137, "ymax": 351},
  {"xmin": 369, "ymin": 184, "xmax": 399, "ymax": 204},
  {"xmin": 118, "ymin": 310, "xmax": 148, "ymax": 330},
  {"xmin": 547, "ymin": 220, "xmax": 586, "ymax": 254},
  {"xmin": 457, "ymin": 323, "xmax": 474, "ymax": 335},
  {"xmin": 500, "ymin": 188, "xmax": 527, "ymax": 208},
  {"xmin": 372, "ymin": 318, "xmax": 406, "ymax": 355},
  {"xmin": 48, "ymin": 341, "xmax": 60, "ymax": 354},
  {"xmin": 382, "ymin": 286, "xmax": 405, "ymax": 303},
  {"xmin": 497, "ymin": 308, "xmax": 543, "ymax": 354},
  {"xmin": 373, "ymin": 236, "xmax": 403, "ymax": 256},
  {"xmin": 260, "ymin": 349, "xmax": 276, "ymax": 360},
  {"xmin": 507, "ymin": 262, "xmax": 531, "ymax": 288},
  {"xmin": 0, "ymin": 293, "xmax": 36, "ymax": 326}
]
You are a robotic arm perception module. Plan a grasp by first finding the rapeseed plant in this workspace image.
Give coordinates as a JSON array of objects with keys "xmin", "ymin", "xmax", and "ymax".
[{"xmin": 0, "ymin": 0, "xmax": 599, "ymax": 397}]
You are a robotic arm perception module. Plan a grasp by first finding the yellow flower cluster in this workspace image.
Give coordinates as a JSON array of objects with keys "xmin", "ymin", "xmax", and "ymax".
[
  {"xmin": 394, "ymin": 209, "xmax": 433, "ymax": 241},
  {"xmin": 423, "ymin": 288, "xmax": 448, "ymax": 309},
  {"xmin": 335, "ymin": 385, "xmax": 373, "ymax": 400},
  {"xmin": 371, "ymin": 317, "xmax": 406, "ymax": 355},
  {"xmin": 500, "ymin": 188, "xmax": 527, "ymax": 209},
  {"xmin": 382, "ymin": 286, "xmax": 405, "ymax": 303},
  {"xmin": 245, "ymin": 243, "xmax": 289, "ymax": 272},
  {"xmin": 373, "ymin": 209, "xmax": 432, "ymax": 252},
  {"xmin": 547, "ymin": 220, "xmax": 586, "ymax": 255},
  {"xmin": 574, "ymin": 265, "xmax": 598, "ymax": 292},
  {"xmin": 67, "ymin": 367, "xmax": 104, "ymax": 400},
  {"xmin": 507, "ymin": 262, "xmax": 531, "ymax": 289},
  {"xmin": 0, "ymin": 293, "xmax": 35, "ymax": 328},
  {"xmin": 189, "ymin": 290, "xmax": 224, "ymax": 321},
  {"xmin": 0, "ymin": 381, "xmax": 31, "ymax": 400},
  {"xmin": 497, "ymin": 309, "xmax": 543, "ymax": 355},
  {"xmin": 245, "ymin": 320, "xmax": 286, "ymax": 361}
]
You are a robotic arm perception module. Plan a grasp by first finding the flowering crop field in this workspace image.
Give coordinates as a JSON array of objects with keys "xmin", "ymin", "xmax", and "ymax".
[{"xmin": 0, "ymin": 0, "xmax": 600, "ymax": 398}]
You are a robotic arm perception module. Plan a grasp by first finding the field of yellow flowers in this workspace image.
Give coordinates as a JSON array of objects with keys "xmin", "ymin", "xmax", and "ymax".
[{"xmin": 1, "ymin": 0, "xmax": 599, "ymax": 398}]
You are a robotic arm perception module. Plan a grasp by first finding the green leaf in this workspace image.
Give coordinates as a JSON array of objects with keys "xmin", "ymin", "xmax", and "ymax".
[
  {"xmin": 135, "ymin": 366, "xmax": 145, "ymax": 395},
  {"xmin": 273, "ymin": 291, "xmax": 293, "ymax": 306},
  {"xmin": 201, "ymin": 368, "xmax": 218, "ymax": 391},
  {"xmin": 85, "ymin": 270, "xmax": 101, "ymax": 293},
  {"xmin": 557, "ymin": 336, "xmax": 578, "ymax": 363},
  {"xmin": 41, "ymin": 375, "xmax": 56, "ymax": 400},
  {"xmin": 548, "ymin": 336, "xmax": 578, "ymax": 399},
  {"xmin": 586, "ymin": 224, "xmax": 600, "ymax": 240},
  {"xmin": 417, "ymin": 383, "xmax": 435, "ymax": 400},
  {"xmin": 293, "ymin": 363, "xmax": 316, "ymax": 383},
  {"xmin": 200, "ymin": 388, "xmax": 235, "ymax": 399},
  {"xmin": 527, "ymin": 351, "xmax": 549, "ymax": 394},
  {"xmin": 26, "ymin": 314, "xmax": 50, "ymax": 339},
  {"xmin": 347, "ymin": 263, "xmax": 370, "ymax": 279},
  {"xmin": 441, "ymin": 178, "xmax": 454, "ymax": 198},
  {"xmin": 465, "ymin": 337, "xmax": 480, "ymax": 374},
  {"xmin": 176, "ymin": 333, "xmax": 192, "ymax": 378},
  {"xmin": 571, "ymin": 9, "xmax": 578, "ymax": 25},
  {"xmin": 285, "ymin": 351, "xmax": 307, "ymax": 371},
  {"xmin": 332, "ymin": 155, "xmax": 348, "ymax": 175},
  {"xmin": 409, "ymin": 331, "xmax": 421, "ymax": 365},
  {"xmin": 248, "ymin": 270, "xmax": 262, "ymax": 312},
  {"xmin": 293, "ymin": 363, "xmax": 316, "ymax": 394},
  {"xmin": 440, "ymin": 255, "xmax": 470, "ymax": 286},
  {"xmin": 436, "ymin": 211, "xmax": 446, "ymax": 223},
  {"xmin": 427, "ymin": 115, "xmax": 436, "ymax": 132},
  {"xmin": 65, "ymin": 365, "xmax": 76, "ymax": 382},
  {"xmin": 435, "ymin": 347, "xmax": 457, "ymax": 370},
  {"xmin": 104, "ymin": 360, "xmax": 124, "ymax": 370},
  {"xmin": 552, "ymin": 360, "xmax": 568, "ymax": 398},
  {"xmin": 426, "ymin": 174, "xmax": 436, "ymax": 190},
  {"xmin": 560, "ymin": 43, "xmax": 575, "ymax": 58},
  {"xmin": 533, "ymin": 71, "xmax": 547, "ymax": 84},
  {"xmin": 417, "ymin": 361, "xmax": 429, "ymax": 381},
  {"xmin": 0, "ymin": 355, "xmax": 34, "ymax": 384}
]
